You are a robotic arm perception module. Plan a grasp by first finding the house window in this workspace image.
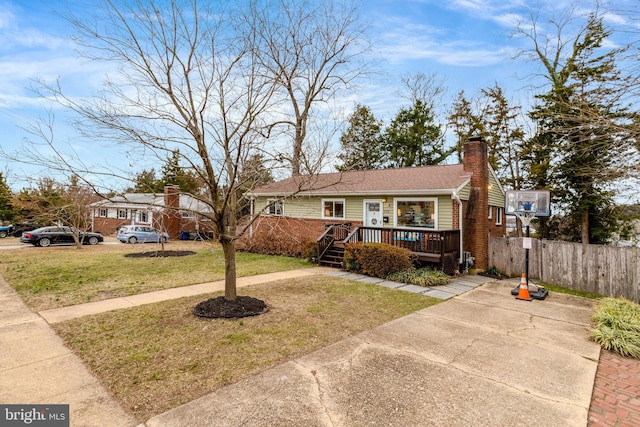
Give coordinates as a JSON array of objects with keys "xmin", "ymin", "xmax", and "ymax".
[
  {"xmin": 181, "ymin": 211, "xmax": 195, "ymax": 218},
  {"xmin": 488, "ymin": 206, "xmax": 493, "ymax": 219},
  {"xmin": 322, "ymin": 199, "xmax": 345, "ymax": 219},
  {"xmin": 395, "ymin": 198, "xmax": 436, "ymax": 229},
  {"xmin": 99, "ymin": 208, "xmax": 108, "ymax": 218},
  {"xmin": 117, "ymin": 209, "xmax": 127, "ymax": 219},
  {"xmin": 267, "ymin": 199, "xmax": 284, "ymax": 216},
  {"xmin": 496, "ymin": 207, "xmax": 504, "ymax": 225},
  {"xmin": 138, "ymin": 211, "xmax": 149, "ymax": 222}
]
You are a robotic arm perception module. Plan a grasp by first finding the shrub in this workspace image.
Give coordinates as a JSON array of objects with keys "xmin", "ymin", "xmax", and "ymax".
[
  {"xmin": 301, "ymin": 241, "xmax": 318, "ymax": 262},
  {"xmin": 344, "ymin": 242, "xmax": 413, "ymax": 279},
  {"xmin": 387, "ymin": 267, "xmax": 450, "ymax": 287},
  {"xmin": 343, "ymin": 243, "xmax": 362, "ymax": 272},
  {"xmin": 238, "ymin": 229, "xmax": 312, "ymax": 258},
  {"xmin": 592, "ymin": 297, "xmax": 640, "ymax": 359}
]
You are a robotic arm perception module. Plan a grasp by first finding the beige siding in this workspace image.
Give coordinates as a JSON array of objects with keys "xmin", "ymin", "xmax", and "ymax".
[
  {"xmin": 255, "ymin": 196, "xmax": 367, "ymax": 221},
  {"xmin": 344, "ymin": 197, "xmax": 365, "ymax": 220},
  {"xmin": 458, "ymin": 183, "xmax": 471, "ymax": 200},
  {"xmin": 488, "ymin": 173, "xmax": 504, "ymax": 207},
  {"xmin": 255, "ymin": 194, "xmax": 456, "ymax": 229},
  {"xmin": 437, "ymin": 195, "xmax": 453, "ymax": 229}
]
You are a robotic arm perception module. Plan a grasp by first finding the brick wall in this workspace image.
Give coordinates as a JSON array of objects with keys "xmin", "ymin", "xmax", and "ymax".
[
  {"xmin": 488, "ymin": 208, "xmax": 506, "ymax": 239},
  {"xmin": 463, "ymin": 137, "xmax": 489, "ymax": 270},
  {"xmin": 163, "ymin": 185, "xmax": 182, "ymax": 239},
  {"xmin": 452, "ymin": 199, "xmax": 460, "ymax": 229},
  {"xmin": 239, "ymin": 216, "xmax": 362, "ymax": 256}
]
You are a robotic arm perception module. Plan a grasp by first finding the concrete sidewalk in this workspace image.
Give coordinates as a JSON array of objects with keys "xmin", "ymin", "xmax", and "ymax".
[
  {"xmin": 0, "ymin": 278, "xmax": 139, "ymax": 427},
  {"xmin": 1, "ymin": 270, "xmax": 601, "ymax": 426},
  {"xmin": 39, "ymin": 268, "xmax": 327, "ymax": 324}
]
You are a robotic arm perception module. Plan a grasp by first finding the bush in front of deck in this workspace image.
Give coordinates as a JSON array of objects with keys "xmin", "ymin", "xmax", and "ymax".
[
  {"xmin": 387, "ymin": 267, "xmax": 450, "ymax": 287},
  {"xmin": 344, "ymin": 242, "xmax": 414, "ymax": 279}
]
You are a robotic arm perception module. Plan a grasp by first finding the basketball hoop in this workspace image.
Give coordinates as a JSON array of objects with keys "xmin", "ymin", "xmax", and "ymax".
[
  {"xmin": 514, "ymin": 211, "xmax": 536, "ymax": 228},
  {"xmin": 504, "ymin": 190, "xmax": 551, "ymax": 301}
]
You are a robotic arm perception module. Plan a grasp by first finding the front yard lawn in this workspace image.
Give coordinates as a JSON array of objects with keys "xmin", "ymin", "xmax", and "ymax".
[
  {"xmin": 0, "ymin": 242, "xmax": 310, "ymax": 311},
  {"xmin": 52, "ymin": 275, "xmax": 439, "ymax": 421}
]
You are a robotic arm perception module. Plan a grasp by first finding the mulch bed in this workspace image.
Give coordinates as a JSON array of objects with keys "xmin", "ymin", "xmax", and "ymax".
[
  {"xmin": 193, "ymin": 296, "xmax": 269, "ymax": 319},
  {"xmin": 478, "ymin": 270, "xmax": 509, "ymax": 280},
  {"xmin": 124, "ymin": 251, "xmax": 196, "ymax": 258}
]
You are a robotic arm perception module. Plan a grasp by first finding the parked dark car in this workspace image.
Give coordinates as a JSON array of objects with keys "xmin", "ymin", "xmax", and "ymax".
[
  {"xmin": 10, "ymin": 223, "xmax": 40, "ymax": 237},
  {"xmin": 20, "ymin": 226, "xmax": 104, "ymax": 247}
]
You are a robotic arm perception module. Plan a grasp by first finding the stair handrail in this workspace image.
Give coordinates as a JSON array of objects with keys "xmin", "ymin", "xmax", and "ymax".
[
  {"xmin": 317, "ymin": 225, "xmax": 336, "ymax": 260},
  {"xmin": 343, "ymin": 226, "xmax": 361, "ymax": 244}
]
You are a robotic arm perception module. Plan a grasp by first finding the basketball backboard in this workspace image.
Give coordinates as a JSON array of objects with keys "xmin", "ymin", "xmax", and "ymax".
[{"xmin": 505, "ymin": 190, "xmax": 551, "ymax": 217}]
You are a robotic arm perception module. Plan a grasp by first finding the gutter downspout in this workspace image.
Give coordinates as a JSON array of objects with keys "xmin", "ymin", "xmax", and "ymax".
[{"xmin": 452, "ymin": 191, "xmax": 463, "ymax": 264}]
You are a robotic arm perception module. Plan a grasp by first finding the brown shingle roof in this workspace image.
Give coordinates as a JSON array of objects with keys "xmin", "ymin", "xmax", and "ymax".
[{"xmin": 250, "ymin": 164, "xmax": 471, "ymax": 196}]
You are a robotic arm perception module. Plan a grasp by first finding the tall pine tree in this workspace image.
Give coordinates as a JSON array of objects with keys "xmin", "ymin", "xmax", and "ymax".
[
  {"xmin": 525, "ymin": 14, "xmax": 639, "ymax": 243},
  {"xmin": 382, "ymin": 99, "xmax": 450, "ymax": 168},
  {"xmin": 336, "ymin": 104, "xmax": 384, "ymax": 171}
]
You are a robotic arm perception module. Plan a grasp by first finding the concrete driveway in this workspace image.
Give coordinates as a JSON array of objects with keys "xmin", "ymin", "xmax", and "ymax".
[{"xmin": 147, "ymin": 281, "xmax": 600, "ymax": 427}]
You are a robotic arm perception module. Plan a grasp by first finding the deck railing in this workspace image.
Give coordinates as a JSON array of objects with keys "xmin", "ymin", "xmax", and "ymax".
[{"xmin": 343, "ymin": 226, "xmax": 460, "ymax": 258}]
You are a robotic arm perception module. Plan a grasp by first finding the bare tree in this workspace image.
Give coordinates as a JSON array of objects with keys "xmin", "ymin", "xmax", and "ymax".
[
  {"xmin": 400, "ymin": 72, "xmax": 447, "ymax": 113},
  {"xmin": 27, "ymin": 0, "xmax": 287, "ymax": 303},
  {"xmin": 245, "ymin": 0, "xmax": 372, "ymax": 176}
]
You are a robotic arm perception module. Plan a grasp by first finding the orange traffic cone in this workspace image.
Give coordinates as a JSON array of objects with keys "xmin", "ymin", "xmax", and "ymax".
[{"xmin": 516, "ymin": 273, "xmax": 532, "ymax": 301}]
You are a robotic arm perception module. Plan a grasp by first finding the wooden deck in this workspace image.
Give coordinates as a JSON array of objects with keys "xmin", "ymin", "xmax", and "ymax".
[{"xmin": 317, "ymin": 224, "xmax": 461, "ymax": 274}]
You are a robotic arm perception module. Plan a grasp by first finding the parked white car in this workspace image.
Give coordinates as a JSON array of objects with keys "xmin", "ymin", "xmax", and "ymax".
[{"xmin": 117, "ymin": 225, "xmax": 169, "ymax": 244}]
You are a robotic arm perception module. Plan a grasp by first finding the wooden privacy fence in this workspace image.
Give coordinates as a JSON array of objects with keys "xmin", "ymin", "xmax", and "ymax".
[{"xmin": 489, "ymin": 237, "xmax": 640, "ymax": 303}]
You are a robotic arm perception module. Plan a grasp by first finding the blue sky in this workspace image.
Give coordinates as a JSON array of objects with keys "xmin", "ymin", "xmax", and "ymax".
[{"xmin": 0, "ymin": 0, "xmax": 637, "ymax": 190}]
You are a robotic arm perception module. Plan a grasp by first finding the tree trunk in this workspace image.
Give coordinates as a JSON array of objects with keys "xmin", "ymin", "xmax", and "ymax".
[
  {"xmin": 581, "ymin": 211, "xmax": 590, "ymax": 244},
  {"xmin": 292, "ymin": 135, "xmax": 302, "ymax": 176},
  {"xmin": 222, "ymin": 239, "xmax": 237, "ymax": 300}
]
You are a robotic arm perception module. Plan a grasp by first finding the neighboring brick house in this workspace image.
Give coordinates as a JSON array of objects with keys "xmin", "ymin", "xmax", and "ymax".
[
  {"xmin": 90, "ymin": 185, "xmax": 214, "ymax": 238},
  {"xmin": 246, "ymin": 137, "xmax": 505, "ymax": 272}
]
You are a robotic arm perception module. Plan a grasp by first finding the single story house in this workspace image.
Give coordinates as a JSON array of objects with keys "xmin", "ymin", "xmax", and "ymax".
[
  {"xmin": 90, "ymin": 185, "xmax": 214, "ymax": 238},
  {"xmin": 247, "ymin": 137, "xmax": 505, "ymax": 273}
]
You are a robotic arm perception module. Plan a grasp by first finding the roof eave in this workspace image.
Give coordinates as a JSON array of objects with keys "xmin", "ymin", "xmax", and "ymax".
[{"xmin": 250, "ymin": 188, "xmax": 463, "ymax": 198}]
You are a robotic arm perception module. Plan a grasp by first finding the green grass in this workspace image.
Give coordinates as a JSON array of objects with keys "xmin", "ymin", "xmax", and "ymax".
[
  {"xmin": 592, "ymin": 297, "xmax": 640, "ymax": 359},
  {"xmin": 52, "ymin": 275, "xmax": 439, "ymax": 421},
  {"xmin": 537, "ymin": 282, "xmax": 603, "ymax": 300},
  {"xmin": 0, "ymin": 243, "xmax": 310, "ymax": 311}
]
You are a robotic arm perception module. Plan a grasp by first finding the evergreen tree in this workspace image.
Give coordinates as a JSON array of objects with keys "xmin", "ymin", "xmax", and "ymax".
[
  {"xmin": 481, "ymin": 84, "xmax": 526, "ymax": 190},
  {"xmin": 129, "ymin": 168, "xmax": 164, "ymax": 193},
  {"xmin": 382, "ymin": 99, "xmax": 450, "ymax": 168},
  {"xmin": 161, "ymin": 150, "xmax": 201, "ymax": 194},
  {"xmin": 526, "ymin": 14, "xmax": 638, "ymax": 243},
  {"xmin": 447, "ymin": 91, "xmax": 485, "ymax": 162},
  {"xmin": 0, "ymin": 172, "xmax": 16, "ymax": 222},
  {"xmin": 336, "ymin": 104, "xmax": 384, "ymax": 171}
]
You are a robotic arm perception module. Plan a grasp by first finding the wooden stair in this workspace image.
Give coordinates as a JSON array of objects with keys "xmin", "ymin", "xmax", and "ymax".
[{"xmin": 319, "ymin": 243, "xmax": 345, "ymax": 268}]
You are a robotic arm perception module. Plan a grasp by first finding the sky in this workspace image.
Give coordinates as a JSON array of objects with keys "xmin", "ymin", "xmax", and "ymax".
[{"xmin": 0, "ymin": 0, "xmax": 637, "ymax": 191}]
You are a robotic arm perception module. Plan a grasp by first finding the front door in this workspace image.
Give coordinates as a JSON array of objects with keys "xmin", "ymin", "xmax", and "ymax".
[{"xmin": 363, "ymin": 200, "xmax": 383, "ymax": 243}]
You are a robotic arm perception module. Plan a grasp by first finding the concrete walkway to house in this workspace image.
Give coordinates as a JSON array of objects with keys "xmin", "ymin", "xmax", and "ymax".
[{"xmin": 0, "ymin": 268, "xmax": 608, "ymax": 426}]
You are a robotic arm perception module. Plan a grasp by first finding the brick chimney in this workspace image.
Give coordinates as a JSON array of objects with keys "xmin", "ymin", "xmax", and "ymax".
[
  {"xmin": 463, "ymin": 137, "xmax": 489, "ymax": 270},
  {"xmin": 163, "ymin": 185, "xmax": 181, "ymax": 239}
]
